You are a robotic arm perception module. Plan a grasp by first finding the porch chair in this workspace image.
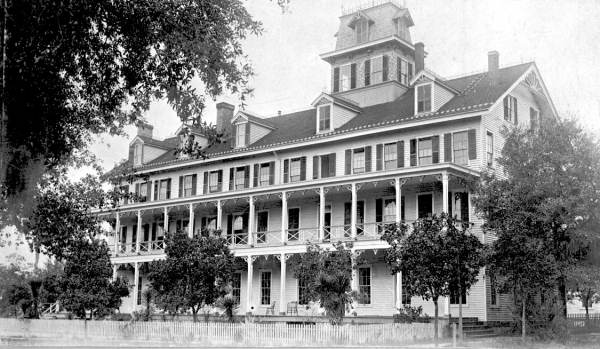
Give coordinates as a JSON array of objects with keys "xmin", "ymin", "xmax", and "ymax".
[
  {"xmin": 265, "ymin": 301, "xmax": 276, "ymax": 315},
  {"xmin": 287, "ymin": 301, "xmax": 298, "ymax": 316}
]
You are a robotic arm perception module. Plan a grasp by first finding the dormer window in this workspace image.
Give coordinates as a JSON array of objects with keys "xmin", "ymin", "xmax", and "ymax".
[
  {"xmin": 356, "ymin": 19, "xmax": 368, "ymax": 43},
  {"xmin": 416, "ymin": 84, "xmax": 432, "ymax": 113},
  {"xmin": 133, "ymin": 143, "xmax": 142, "ymax": 166},
  {"xmin": 317, "ymin": 105, "xmax": 332, "ymax": 132},
  {"xmin": 236, "ymin": 123, "xmax": 247, "ymax": 147}
]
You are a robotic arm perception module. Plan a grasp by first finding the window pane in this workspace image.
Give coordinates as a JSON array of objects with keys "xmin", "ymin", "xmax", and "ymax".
[
  {"xmin": 232, "ymin": 273, "xmax": 241, "ymax": 305},
  {"xmin": 418, "ymin": 138, "xmax": 432, "ymax": 165},
  {"xmin": 261, "ymin": 271, "xmax": 271, "ymax": 305},
  {"xmin": 383, "ymin": 199, "xmax": 396, "ymax": 222},
  {"xmin": 290, "ymin": 159, "xmax": 301, "ymax": 182},
  {"xmin": 260, "ymin": 163, "xmax": 270, "ymax": 185},
  {"xmin": 184, "ymin": 175, "xmax": 193, "ymax": 197},
  {"xmin": 353, "ymin": 148, "xmax": 365, "ymax": 173},
  {"xmin": 453, "ymin": 132, "xmax": 468, "ymax": 165},
  {"xmin": 159, "ymin": 180, "xmax": 168, "ymax": 200},
  {"xmin": 237, "ymin": 124, "xmax": 246, "ymax": 147},
  {"xmin": 371, "ymin": 56, "xmax": 383, "ymax": 84},
  {"xmin": 417, "ymin": 85, "xmax": 432, "ymax": 113},
  {"xmin": 384, "ymin": 143, "xmax": 397, "ymax": 169},
  {"xmin": 209, "ymin": 171, "xmax": 219, "ymax": 192},
  {"xmin": 235, "ymin": 168, "xmax": 245, "ymax": 189},
  {"xmin": 486, "ymin": 132, "xmax": 494, "ymax": 167},
  {"xmin": 358, "ymin": 267, "xmax": 371, "ymax": 304},
  {"xmin": 319, "ymin": 105, "xmax": 331, "ymax": 131},
  {"xmin": 340, "ymin": 65, "xmax": 351, "ymax": 92}
]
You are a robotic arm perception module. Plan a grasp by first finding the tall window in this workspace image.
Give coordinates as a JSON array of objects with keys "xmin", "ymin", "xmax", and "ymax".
[
  {"xmin": 232, "ymin": 273, "xmax": 241, "ymax": 305},
  {"xmin": 401, "ymin": 273, "xmax": 411, "ymax": 305},
  {"xmin": 260, "ymin": 271, "xmax": 272, "ymax": 305},
  {"xmin": 453, "ymin": 131, "xmax": 468, "ymax": 165},
  {"xmin": 134, "ymin": 143, "xmax": 142, "ymax": 166},
  {"xmin": 490, "ymin": 270, "xmax": 498, "ymax": 306},
  {"xmin": 503, "ymin": 95, "xmax": 518, "ymax": 123},
  {"xmin": 486, "ymin": 132, "xmax": 494, "ymax": 167},
  {"xmin": 340, "ymin": 65, "xmax": 351, "ymax": 92},
  {"xmin": 530, "ymin": 107, "xmax": 539, "ymax": 130},
  {"xmin": 137, "ymin": 276, "xmax": 142, "ymax": 305},
  {"xmin": 183, "ymin": 175, "xmax": 194, "ymax": 197},
  {"xmin": 235, "ymin": 167, "xmax": 246, "ymax": 190},
  {"xmin": 209, "ymin": 171, "xmax": 220, "ymax": 193},
  {"xmin": 384, "ymin": 142, "xmax": 397, "ymax": 169},
  {"xmin": 450, "ymin": 283, "xmax": 467, "ymax": 305},
  {"xmin": 417, "ymin": 84, "xmax": 432, "ymax": 113},
  {"xmin": 159, "ymin": 179, "xmax": 169, "ymax": 200},
  {"xmin": 353, "ymin": 148, "xmax": 366, "ymax": 174},
  {"xmin": 383, "ymin": 198, "xmax": 396, "ymax": 222},
  {"xmin": 290, "ymin": 158, "xmax": 302, "ymax": 182},
  {"xmin": 298, "ymin": 278, "xmax": 309, "ymax": 305},
  {"xmin": 358, "ymin": 267, "xmax": 371, "ymax": 304},
  {"xmin": 397, "ymin": 58, "xmax": 411, "ymax": 85},
  {"xmin": 318, "ymin": 105, "xmax": 331, "ymax": 132},
  {"xmin": 356, "ymin": 19, "xmax": 368, "ymax": 43},
  {"xmin": 236, "ymin": 123, "xmax": 246, "ymax": 147},
  {"xmin": 139, "ymin": 182, "xmax": 148, "ymax": 201},
  {"xmin": 371, "ymin": 56, "xmax": 383, "ymax": 84},
  {"xmin": 418, "ymin": 138, "xmax": 432, "ymax": 165},
  {"xmin": 259, "ymin": 163, "xmax": 271, "ymax": 186}
]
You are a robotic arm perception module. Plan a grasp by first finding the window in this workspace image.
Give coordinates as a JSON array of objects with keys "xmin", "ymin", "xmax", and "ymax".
[
  {"xmin": 486, "ymin": 132, "xmax": 494, "ymax": 167},
  {"xmin": 530, "ymin": 107, "xmax": 539, "ymax": 130},
  {"xmin": 202, "ymin": 216, "xmax": 217, "ymax": 232},
  {"xmin": 318, "ymin": 105, "xmax": 331, "ymax": 132},
  {"xmin": 418, "ymin": 193, "xmax": 433, "ymax": 219},
  {"xmin": 256, "ymin": 211, "xmax": 268, "ymax": 244},
  {"xmin": 137, "ymin": 276, "xmax": 142, "ymax": 305},
  {"xmin": 236, "ymin": 123, "xmax": 246, "ymax": 147},
  {"xmin": 339, "ymin": 65, "xmax": 351, "ymax": 92},
  {"xmin": 383, "ymin": 198, "xmax": 396, "ymax": 222},
  {"xmin": 397, "ymin": 58, "xmax": 412, "ymax": 85},
  {"xmin": 418, "ymin": 138, "xmax": 432, "ymax": 165},
  {"xmin": 158, "ymin": 179, "xmax": 169, "ymax": 200},
  {"xmin": 235, "ymin": 167, "xmax": 246, "ymax": 190},
  {"xmin": 183, "ymin": 175, "xmax": 194, "ymax": 197},
  {"xmin": 449, "ymin": 192, "xmax": 469, "ymax": 222},
  {"xmin": 450, "ymin": 283, "xmax": 467, "ymax": 305},
  {"xmin": 353, "ymin": 148, "xmax": 365, "ymax": 174},
  {"xmin": 232, "ymin": 273, "xmax": 241, "ymax": 305},
  {"xmin": 290, "ymin": 158, "xmax": 302, "ymax": 182},
  {"xmin": 259, "ymin": 163, "xmax": 271, "ymax": 186},
  {"xmin": 384, "ymin": 142, "xmax": 397, "ymax": 169},
  {"xmin": 298, "ymin": 278, "xmax": 309, "ymax": 305},
  {"xmin": 358, "ymin": 267, "xmax": 371, "ymax": 304},
  {"xmin": 287, "ymin": 208, "xmax": 300, "ymax": 241},
  {"xmin": 417, "ymin": 84, "xmax": 432, "ymax": 113},
  {"xmin": 452, "ymin": 131, "xmax": 469, "ymax": 165},
  {"xmin": 356, "ymin": 19, "xmax": 368, "ymax": 43},
  {"xmin": 401, "ymin": 273, "xmax": 411, "ymax": 305},
  {"xmin": 134, "ymin": 143, "xmax": 142, "ymax": 166},
  {"xmin": 503, "ymin": 95, "xmax": 518, "ymax": 123},
  {"xmin": 137, "ymin": 182, "xmax": 149, "ymax": 202},
  {"xmin": 396, "ymin": 20, "xmax": 407, "ymax": 39},
  {"xmin": 209, "ymin": 171, "xmax": 220, "ymax": 193},
  {"xmin": 319, "ymin": 153, "xmax": 336, "ymax": 178},
  {"xmin": 490, "ymin": 270, "xmax": 498, "ymax": 306},
  {"xmin": 371, "ymin": 56, "xmax": 383, "ymax": 84},
  {"xmin": 260, "ymin": 271, "xmax": 272, "ymax": 305}
]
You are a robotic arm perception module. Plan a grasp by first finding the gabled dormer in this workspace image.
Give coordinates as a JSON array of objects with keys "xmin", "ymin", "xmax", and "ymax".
[
  {"xmin": 129, "ymin": 122, "xmax": 175, "ymax": 167},
  {"xmin": 231, "ymin": 110, "xmax": 275, "ymax": 149},
  {"xmin": 174, "ymin": 124, "xmax": 210, "ymax": 159},
  {"xmin": 311, "ymin": 92, "xmax": 361, "ymax": 134},
  {"xmin": 347, "ymin": 11, "xmax": 374, "ymax": 44},
  {"xmin": 410, "ymin": 70, "xmax": 459, "ymax": 114}
]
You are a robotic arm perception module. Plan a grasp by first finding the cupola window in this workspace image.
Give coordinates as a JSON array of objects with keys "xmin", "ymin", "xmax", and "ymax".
[{"xmin": 356, "ymin": 19, "xmax": 368, "ymax": 43}]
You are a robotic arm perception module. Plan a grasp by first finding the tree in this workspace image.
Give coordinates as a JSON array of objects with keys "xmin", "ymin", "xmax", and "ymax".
[
  {"xmin": 148, "ymin": 230, "xmax": 235, "ymax": 322},
  {"xmin": 569, "ymin": 263, "xmax": 600, "ymax": 322},
  {"xmin": 381, "ymin": 214, "xmax": 483, "ymax": 343},
  {"xmin": 58, "ymin": 238, "xmax": 129, "ymax": 319},
  {"xmin": 289, "ymin": 242, "xmax": 360, "ymax": 325},
  {"xmin": 472, "ymin": 117, "xmax": 600, "ymax": 318}
]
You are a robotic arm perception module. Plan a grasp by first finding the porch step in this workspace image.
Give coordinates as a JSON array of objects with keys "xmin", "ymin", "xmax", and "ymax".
[{"xmin": 462, "ymin": 325, "xmax": 497, "ymax": 339}]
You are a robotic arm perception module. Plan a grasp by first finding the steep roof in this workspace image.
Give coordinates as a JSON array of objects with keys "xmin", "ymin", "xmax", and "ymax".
[{"xmin": 113, "ymin": 62, "xmax": 534, "ymax": 172}]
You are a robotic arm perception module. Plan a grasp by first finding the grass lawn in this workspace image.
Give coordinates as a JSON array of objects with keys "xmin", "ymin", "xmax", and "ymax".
[{"xmin": 460, "ymin": 333, "xmax": 600, "ymax": 349}]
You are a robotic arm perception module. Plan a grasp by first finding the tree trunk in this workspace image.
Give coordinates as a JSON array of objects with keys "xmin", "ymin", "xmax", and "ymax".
[
  {"xmin": 433, "ymin": 297, "xmax": 439, "ymax": 347},
  {"xmin": 192, "ymin": 308, "xmax": 198, "ymax": 322},
  {"xmin": 584, "ymin": 289, "xmax": 590, "ymax": 327},
  {"xmin": 557, "ymin": 276, "xmax": 567, "ymax": 317},
  {"xmin": 521, "ymin": 295, "xmax": 526, "ymax": 340},
  {"xmin": 458, "ymin": 282, "xmax": 463, "ymax": 342}
]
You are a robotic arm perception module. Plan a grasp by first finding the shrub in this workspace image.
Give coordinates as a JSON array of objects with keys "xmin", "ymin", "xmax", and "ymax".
[{"xmin": 394, "ymin": 305, "xmax": 430, "ymax": 323}]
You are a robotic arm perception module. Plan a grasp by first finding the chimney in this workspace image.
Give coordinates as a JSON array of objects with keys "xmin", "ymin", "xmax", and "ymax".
[
  {"xmin": 137, "ymin": 122, "xmax": 153, "ymax": 138},
  {"xmin": 488, "ymin": 51, "xmax": 499, "ymax": 73},
  {"xmin": 216, "ymin": 102, "xmax": 235, "ymax": 136},
  {"xmin": 415, "ymin": 42, "xmax": 425, "ymax": 74}
]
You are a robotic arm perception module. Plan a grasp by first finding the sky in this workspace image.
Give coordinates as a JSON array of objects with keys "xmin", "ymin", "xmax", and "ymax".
[{"xmin": 3, "ymin": 0, "xmax": 600, "ymax": 261}]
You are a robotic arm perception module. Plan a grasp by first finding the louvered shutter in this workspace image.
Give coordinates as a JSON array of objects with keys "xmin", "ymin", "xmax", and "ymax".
[
  {"xmin": 382, "ymin": 55, "xmax": 389, "ymax": 81},
  {"xmin": 313, "ymin": 156, "xmax": 320, "ymax": 180},
  {"xmin": 448, "ymin": 192, "xmax": 453, "ymax": 217},
  {"xmin": 203, "ymin": 172, "xmax": 209, "ymax": 194},
  {"xmin": 432, "ymin": 136, "xmax": 440, "ymax": 164},
  {"xmin": 365, "ymin": 146, "xmax": 372, "ymax": 172},
  {"xmin": 503, "ymin": 97, "xmax": 509, "ymax": 120},
  {"xmin": 333, "ymin": 67, "xmax": 340, "ymax": 92},
  {"xmin": 514, "ymin": 98, "xmax": 518, "ymax": 125},
  {"xmin": 345, "ymin": 149, "xmax": 352, "ymax": 175},
  {"xmin": 154, "ymin": 181, "xmax": 158, "ymax": 200},
  {"xmin": 269, "ymin": 161, "xmax": 275, "ymax": 185},
  {"xmin": 300, "ymin": 157, "xmax": 307, "ymax": 181},
  {"xmin": 244, "ymin": 165, "xmax": 250, "ymax": 188},
  {"xmin": 375, "ymin": 198, "xmax": 383, "ymax": 223},
  {"xmin": 397, "ymin": 57, "xmax": 401, "ymax": 81},
  {"xmin": 166, "ymin": 179, "xmax": 171, "ymax": 199},
  {"xmin": 253, "ymin": 164, "xmax": 259, "ymax": 187},
  {"xmin": 468, "ymin": 129, "xmax": 477, "ymax": 160},
  {"xmin": 329, "ymin": 153, "xmax": 336, "ymax": 177},
  {"xmin": 283, "ymin": 159, "xmax": 289, "ymax": 183},
  {"xmin": 397, "ymin": 141, "xmax": 404, "ymax": 168},
  {"xmin": 229, "ymin": 168, "xmax": 235, "ymax": 190},
  {"xmin": 444, "ymin": 133, "xmax": 452, "ymax": 162},
  {"xmin": 245, "ymin": 123, "xmax": 250, "ymax": 145},
  {"xmin": 135, "ymin": 183, "xmax": 140, "ymax": 197},
  {"xmin": 350, "ymin": 63, "xmax": 357, "ymax": 89},
  {"xmin": 179, "ymin": 176, "xmax": 184, "ymax": 197},
  {"xmin": 409, "ymin": 139, "xmax": 417, "ymax": 166},
  {"xmin": 146, "ymin": 182, "xmax": 151, "ymax": 201},
  {"xmin": 376, "ymin": 144, "xmax": 383, "ymax": 171},
  {"xmin": 227, "ymin": 214, "xmax": 233, "ymax": 237},
  {"xmin": 364, "ymin": 59, "xmax": 371, "ymax": 86},
  {"xmin": 191, "ymin": 174, "xmax": 197, "ymax": 195},
  {"xmin": 217, "ymin": 170, "xmax": 223, "ymax": 192}
]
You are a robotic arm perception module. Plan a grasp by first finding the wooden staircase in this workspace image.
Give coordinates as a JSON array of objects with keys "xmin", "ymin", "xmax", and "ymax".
[{"xmin": 450, "ymin": 317, "xmax": 497, "ymax": 338}]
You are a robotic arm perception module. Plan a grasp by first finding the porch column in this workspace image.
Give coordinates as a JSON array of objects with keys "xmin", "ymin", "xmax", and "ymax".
[
  {"xmin": 216, "ymin": 200, "xmax": 223, "ymax": 230},
  {"xmin": 246, "ymin": 256, "xmax": 254, "ymax": 314},
  {"xmin": 351, "ymin": 183, "xmax": 357, "ymax": 238},
  {"xmin": 188, "ymin": 204, "xmax": 194, "ymax": 238},
  {"xmin": 133, "ymin": 262, "xmax": 139, "ymax": 309},
  {"xmin": 281, "ymin": 192, "xmax": 287, "ymax": 243},
  {"xmin": 112, "ymin": 264, "xmax": 118, "ymax": 281},
  {"xmin": 351, "ymin": 249, "xmax": 358, "ymax": 309},
  {"xmin": 114, "ymin": 212, "xmax": 120, "ymax": 256},
  {"xmin": 248, "ymin": 196, "xmax": 255, "ymax": 246},
  {"xmin": 279, "ymin": 253, "xmax": 286, "ymax": 315},
  {"xmin": 395, "ymin": 178, "xmax": 402, "ymax": 224},
  {"xmin": 163, "ymin": 207, "xmax": 169, "ymax": 234},
  {"xmin": 136, "ymin": 210, "xmax": 142, "ymax": 253},
  {"xmin": 441, "ymin": 172, "xmax": 450, "ymax": 315},
  {"xmin": 395, "ymin": 272, "xmax": 402, "ymax": 309},
  {"xmin": 319, "ymin": 187, "xmax": 325, "ymax": 241}
]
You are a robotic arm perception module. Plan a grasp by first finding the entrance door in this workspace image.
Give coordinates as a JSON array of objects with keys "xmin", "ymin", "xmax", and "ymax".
[
  {"xmin": 324, "ymin": 206, "xmax": 332, "ymax": 241},
  {"xmin": 417, "ymin": 193, "xmax": 433, "ymax": 219},
  {"xmin": 288, "ymin": 208, "xmax": 300, "ymax": 241}
]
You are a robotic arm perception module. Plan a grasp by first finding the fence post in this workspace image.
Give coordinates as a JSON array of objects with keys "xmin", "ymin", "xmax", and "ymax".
[{"xmin": 452, "ymin": 323, "xmax": 457, "ymax": 348}]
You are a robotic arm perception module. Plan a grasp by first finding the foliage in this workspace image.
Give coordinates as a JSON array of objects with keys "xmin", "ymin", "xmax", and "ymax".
[
  {"xmin": 568, "ymin": 263, "xmax": 600, "ymax": 319},
  {"xmin": 58, "ymin": 238, "xmax": 129, "ymax": 319},
  {"xmin": 393, "ymin": 305, "xmax": 429, "ymax": 324},
  {"xmin": 472, "ymin": 117, "xmax": 600, "ymax": 320},
  {"xmin": 148, "ymin": 229, "xmax": 235, "ymax": 322},
  {"xmin": 382, "ymin": 213, "xmax": 484, "ymax": 342},
  {"xmin": 289, "ymin": 242, "xmax": 360, "ymax": 325}
]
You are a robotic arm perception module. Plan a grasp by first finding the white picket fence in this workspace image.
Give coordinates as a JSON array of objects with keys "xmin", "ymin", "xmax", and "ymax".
[{"xmin": 0, "ymin": 318, "xmax": 437, "ymax": 346}]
